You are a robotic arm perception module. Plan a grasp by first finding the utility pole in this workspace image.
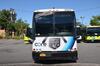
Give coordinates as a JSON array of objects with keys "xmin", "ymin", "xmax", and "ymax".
[
  {"xmin": 10, "ymin": 8, "xmax": 16, "ymax": 38},
  {"xmin": 10, "ymin": 8, "xmax": 16, "ymax": 23}
]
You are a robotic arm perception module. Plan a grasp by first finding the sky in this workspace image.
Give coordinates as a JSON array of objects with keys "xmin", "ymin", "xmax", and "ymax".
[{"xmin": 0, "ymin": 0, "xmax": 100, "ymax": 27}]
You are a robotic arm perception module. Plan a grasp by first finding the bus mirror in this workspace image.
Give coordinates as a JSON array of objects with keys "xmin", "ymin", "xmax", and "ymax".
[
  {"xmin": 77, "ymin": 36, "xmax": 80, "ymax": 38},
  {"xmin": 75, "ymin": 36, "xmax": 79, "ymax": 40}
]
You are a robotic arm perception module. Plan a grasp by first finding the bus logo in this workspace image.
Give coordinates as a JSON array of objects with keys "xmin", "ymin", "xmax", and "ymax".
[{"xmin": 49, "ymin": 38, "xmax": 60, "ymax": 49}]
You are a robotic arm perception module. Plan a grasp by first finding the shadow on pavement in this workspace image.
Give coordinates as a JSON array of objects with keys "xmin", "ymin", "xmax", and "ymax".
[{"xmin": 35, "ymin": 60, "xmax": 76, "ymax": 64}]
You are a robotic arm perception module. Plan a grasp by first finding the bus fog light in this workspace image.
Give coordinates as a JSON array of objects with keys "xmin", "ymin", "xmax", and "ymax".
[{"xmin": 40, "ymin": 53, "xmax": 46, "ymax": 57}]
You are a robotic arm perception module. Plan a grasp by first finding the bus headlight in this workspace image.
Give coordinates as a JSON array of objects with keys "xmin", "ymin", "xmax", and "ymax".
[{"xmin": 32, "ymin": 49, "xmax": 35, "ymax": 51}]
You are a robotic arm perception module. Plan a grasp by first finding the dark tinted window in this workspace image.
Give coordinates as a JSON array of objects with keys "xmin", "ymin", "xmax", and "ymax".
[
  {"xmin": 54, "ymin": 12, "xmax": 75, "ymax": 24},
  {"xmin": 87, "ymin": 27, "xmax": 100, "ymax": 35},
  {"xmin": 34, "ymin": 11, "xmax": 75, "ymax": 36}
]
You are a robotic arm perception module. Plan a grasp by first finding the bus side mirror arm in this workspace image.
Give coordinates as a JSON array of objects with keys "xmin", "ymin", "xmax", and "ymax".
[{"xmin": 75, "ymin": 36, "xmax": 79, "ymax": 40}]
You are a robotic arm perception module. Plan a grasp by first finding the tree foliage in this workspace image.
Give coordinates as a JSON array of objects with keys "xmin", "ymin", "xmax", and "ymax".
[
  {"xmin": 14, "ymin": 19, "xmax": 29, "ymax": 36},
  {"xmin": 90, "ymin": 16, "xmax": 100, "ymax": 26},
  {"xmin": 0, "ymin": 9, "xmax": 29, "ymax": 38},
  {"xmin": 0, "ymin": 9, "xmax": 11, "ymax": 29},
  {"xmin": 0, "ymin": 9, "xmax": 17, "ymax": 29}
]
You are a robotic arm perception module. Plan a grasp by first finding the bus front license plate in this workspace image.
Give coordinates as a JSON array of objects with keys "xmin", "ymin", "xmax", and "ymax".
[{"xmin": 40, "ymin": 53, "xmax": 46, "ymax": 57}]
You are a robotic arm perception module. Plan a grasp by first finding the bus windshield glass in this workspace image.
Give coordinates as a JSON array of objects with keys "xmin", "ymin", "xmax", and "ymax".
[
  {"xmin": 87, "ymin": 27, "xmax": 100, "ymax": 35},
  {"xmin": 34, "ymin": 11, "xmax": 75, "ymax": 36}
]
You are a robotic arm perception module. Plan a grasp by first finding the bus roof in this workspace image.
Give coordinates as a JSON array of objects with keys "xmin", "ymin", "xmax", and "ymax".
[{"xmin": 34, "ymin": 9, "xmax": 74, "ymax": 12}]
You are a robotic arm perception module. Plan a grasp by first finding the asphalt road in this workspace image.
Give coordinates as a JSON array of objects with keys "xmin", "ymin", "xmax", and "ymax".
[
  {"xmin": 0, "ymin": 39, "xmax": 100, "ymax": 65},
  {"xmin": 0, "ymin": 39, "xmax": 33, "ymax": 64},
  {"xmin": 78, "ymin": 42, "xmax": 100, "ymax": 64}
]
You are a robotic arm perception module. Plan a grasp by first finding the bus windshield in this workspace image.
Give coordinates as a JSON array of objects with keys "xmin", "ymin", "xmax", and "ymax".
[
  {"xmin": 34, "ymin": 11, "xmax": 75, "ymax": 36},
  {"xmin": 87, "ymin": 27, "xmax": 100, "ymax": 35}
]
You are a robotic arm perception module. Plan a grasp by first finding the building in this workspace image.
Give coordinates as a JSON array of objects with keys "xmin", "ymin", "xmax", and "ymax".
[{"xmin": 0, "ymin": 29, "xmax": 5, "ymax": 39}]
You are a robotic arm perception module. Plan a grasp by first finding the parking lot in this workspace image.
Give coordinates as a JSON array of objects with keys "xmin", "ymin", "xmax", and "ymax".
[
  {"xmin": 78, "ymin": 42, "xmax": 100, "ymax": 64},
  {"xmin": 0, "ymin": 39, "xmax": 100, "ymax": 65}
]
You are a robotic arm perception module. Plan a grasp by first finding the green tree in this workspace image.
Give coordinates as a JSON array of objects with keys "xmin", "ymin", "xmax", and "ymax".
[
  {"xmin": 0, "ymin": 9, "xmax": 29, "ymax": 39},
  {"xmin": 14, "ymin": 19, "xmax": 29, "ymax": 36},
  {"xmin": 0, "ymin": 9, "xmax": 17, "ymax": 38},
  {"xmin": 0, "ymin": 9, "xmax": 16, "ymax": 29},
  {"xmin": 0, "ymin": 9, "xmax": 10, "ymax": 29},
  {"xmin": 90, "ymin": 16, "xmax": 100, "ymax": 26}
]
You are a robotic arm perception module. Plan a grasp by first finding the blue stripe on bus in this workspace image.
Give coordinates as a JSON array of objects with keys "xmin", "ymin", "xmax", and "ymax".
[{"xmin": 63, "ymin": 37, "xmax": 74, "ymax": 51}]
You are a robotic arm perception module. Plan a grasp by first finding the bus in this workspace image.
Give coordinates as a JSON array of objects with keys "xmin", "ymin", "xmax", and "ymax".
[
  {"xmin": 24, "ymin": 28, "xmax": 33, "ymax": 44},
  {"xmin": 23, "ymin": 35, "xmax": 31, "ymax": 44},
  {"xmin": 84, "ymin": 26, "xmax": 100, "ymax": 42},
  {"xmin": 27, "ymin": 9, "xmax": 78, "ymax": 62}
]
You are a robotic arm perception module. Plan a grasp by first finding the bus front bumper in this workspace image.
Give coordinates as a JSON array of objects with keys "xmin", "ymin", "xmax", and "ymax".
[{"xmin": 32, "ymin": 51, "xmax": 78, "ymax": 61}]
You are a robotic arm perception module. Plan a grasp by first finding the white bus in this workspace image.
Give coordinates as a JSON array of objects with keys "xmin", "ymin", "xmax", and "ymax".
[{"xmin": 27, "ymin": 9, "xmax": 78, "ymax": 62}]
